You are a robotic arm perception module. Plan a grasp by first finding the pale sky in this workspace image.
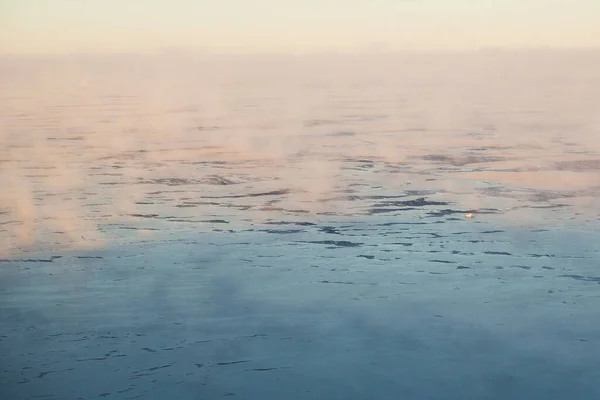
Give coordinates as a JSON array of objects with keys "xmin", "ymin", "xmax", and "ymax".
[{"xmin": 1, "ymin": 0, "xmax": 599, "ymax": 53}]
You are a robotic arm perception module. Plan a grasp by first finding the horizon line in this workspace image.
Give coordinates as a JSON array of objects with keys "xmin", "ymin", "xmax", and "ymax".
[{"xmin": 2, "ymin": 46, "xmax": 600, "ymax": 57}]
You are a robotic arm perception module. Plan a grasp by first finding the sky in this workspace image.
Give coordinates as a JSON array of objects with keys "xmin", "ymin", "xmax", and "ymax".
[{"xmin": 1, "ymin": 0, "xmax": 599, "ymax": 54}]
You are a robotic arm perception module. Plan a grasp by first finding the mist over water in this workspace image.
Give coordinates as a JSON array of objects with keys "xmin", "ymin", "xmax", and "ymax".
[
  {"xmin": 1, "ymin": 51, "xmax": 600, "ymax": 399},
  {"xmin": 2, "ymin": 51, "xmax": 599, "ymax": 255}
]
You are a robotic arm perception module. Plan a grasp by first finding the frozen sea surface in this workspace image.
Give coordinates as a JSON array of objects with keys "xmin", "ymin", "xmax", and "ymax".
[{"xmin": 1, "ymin": 52, "xmax": 600, "ymax": 399}]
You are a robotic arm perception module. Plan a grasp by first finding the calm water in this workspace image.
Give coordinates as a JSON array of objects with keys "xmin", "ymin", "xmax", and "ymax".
[{"xmin": 1, "ymin": 51, "xmax": 600, "ymax": 399}]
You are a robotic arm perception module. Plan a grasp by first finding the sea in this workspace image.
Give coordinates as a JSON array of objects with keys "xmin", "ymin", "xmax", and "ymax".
[{"xmin": 1, "ymin": 50, "xmax": 600, "ymax": 399}]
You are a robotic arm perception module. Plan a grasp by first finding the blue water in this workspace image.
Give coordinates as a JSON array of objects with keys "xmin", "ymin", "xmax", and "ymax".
[{"xmin": 1, "ymin": 52, "xmax": 600, "ymax": 399}]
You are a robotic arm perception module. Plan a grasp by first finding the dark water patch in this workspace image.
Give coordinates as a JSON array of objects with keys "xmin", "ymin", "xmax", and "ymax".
[
  {"xmin": 178, "ymin": 201, "xmax": 253, "ymax": 211},
  {"xmin": 176, "ymin": 200, "xmax": 217, "ymax": 206},
  {"xmin": 319, "ymin": 226, "xmax": 341, "ymax": 234},
  {"xmin": 98, "ymin": 153, "xmax": 140, "ymax": 161},
  {"xmin": 237, "ymin": 333, "xmax": 268, "ymax": 339},
  {"xmin": 427, "ymin": 208, "xmax": 499, "ymax": 217},
  {"xmin": 456, "ymin": 266, "xmax": 471, "ymax": 269},
  {"xmin": 429, "ymin": 260, "xmax": 456, "ymax": 264},
  {"xmin": 414, "ymin": 232, "xmax": 444, "ymax": 238},
  {"xmin": 78, "ymin": 357, "xmax": 108, "ymax": 362},
  {"xmin": 363, "ymin": 194, "xmax": 410, "ymax": 200},
  {"xmin": 529, "ymin": 204, "xmax": 569, "ymax": 209},
  {"xmin": 554, "ymin": 159, "xmax": 600, "ymax": 172},
  {"xmin": 559, "ymin": 275, "xmax": 600, "ymax": 283},
  {"xmin": 115, "ymin": 226, "xmax": 160, "ymax": 231},
  {"xmin": 378, "ymin": 222, "xmax": 427, "ymax": 226},
  {"xmin": 141, "ymin": 348, "xmax": 157, "ymax": 353},
  {"xmin": 248, "ymin": 189, "xmax": 292, "ymax": 197},
  {"xmin": 77, "ymin": 256, "xmax": 103, "ymax": 259},
  {"xmin": 128, "ymin": 213, "xmax": 160, "ymax": 219},
  {"xmin": 133, "ymin": 363, "xmax": 175, "ymax": 373},
  {"xmin": 323, "ymin": 194, "xmax": 410, "ymax": 202},
  {"xmin": 481, "ymin": 230, "xmax": 505, "ymax": 234},
  {"xmin": 203, "ymin": 189, "xmax": 292, "ymax": 199},
  {"xmin": 265, "ymin": 221, "xmax": 316, "ymax": 227},
  {"xmin": 345, "ymin": 162, "xmax": 375, "ymax": 170},
  {"xmin": 405, "ymin": 190, "xmax": 438, "ymax": 197},
  {"xmin": 511, "ymin": 265, "xmax": 532, "ymax": 270},
  {"xmin": 187, "ymin": 160, "xmax": 229, "ymax": 166},
  {"xmin": 357, "ymin": 255, "xmax": 375, "ymax": 259},
  {"xmin": 164, "ymin": 216, "xmax": 201, "ymax": 222},
  {"xmin": 529, "ymin": 253, "xmax": 556, "ymax": 258},
  {"xmin": 452, "ymin": 250, "xmax": 476, "ymax": 256},
  {"xmin": 0, "ymin": 258, "xmax": 54, "ymax": 263},
  {"xmin": 302, "ymin": 240, "xmax": 363, "ymax": 247},
  {"xmin": 318, "ymin": 280, "xmax": 376, "ymax": 285},
  {"xmin": 484, "ymin": 251, "xmax": 513, "ymax": 256},
  {"xmin": 0, "ymin": 220, "xmax": 20, "ymax": 225},
  {"xmin": 216, "ymin": 360, "xmax": 251, "ymax": 366},
  {"xmin": 426, "ymin": 209, "xmax": 472, "ymax": 217},
  {"xmin": 369, "ymin": 207, "xmax": 417, "ymax": 214},
  {"xmin": 259, "ymin": 206, "xmax": 309, "ymax": 214},
  {"xmin": 388, "ymin": 242, "xmax": 414, "ymax": 246},
  {"xmin": 139, "ymin": 178, "xmax": 200, "ymax": 186},
  {"xmin": 89, "ymin": 172, "xmax": 123, "ymax": 177},
  {"xmin": 24, "ymin": 174, "xmax": 52, "ymax": 178},
  {"xmin": 249, "ymin": 367, "xmax": 283, "ymax": 372},
  {"xmin": 261, "ymin": 229, "xmax": 304, "ymax": 234},
  {"xmin": 376, "ymin": 197, "xmax": 449, "ymax": 207},
  {"xmin": 204, "ymin": 175, "xmax": 237, "ymax": 185},
  {"xmin": 422, "ymin": 154, "xmax": 504, "ymax": 166},
  {"xmin": 36, "ymin": 371, "xmax": 56, "ymax": 378}
]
